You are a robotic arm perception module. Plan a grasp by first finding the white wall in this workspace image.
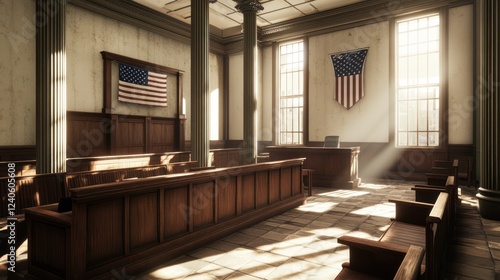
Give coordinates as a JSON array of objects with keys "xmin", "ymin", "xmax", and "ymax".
[
  {"xmin": 0, "ymin": 2, "xmax": 229, "ymax": 145},
  {"xmin": 448, "ymin": 4, "xmax": 474, "ymax": 144},
  {"xmin": 0, "ymin": 0, "xmax": 36, "ymax": 145},
  {"xmin": 308, "ymin": 21, "xmax": 390, "ymax": 143},
  {"xmin": 0, "ymin": 1, "xmax": 476, "ymax": 148},
  {"xmin": 228, "ymin": 52, "xmax": 243, "ymax": 140},
  {"xmin": 261, "ymin": 46, "xmax": 274, "ymax": 142},
  {"xmin": 66, "ymin": 5, "xmax": 189, "ymax": 118}
]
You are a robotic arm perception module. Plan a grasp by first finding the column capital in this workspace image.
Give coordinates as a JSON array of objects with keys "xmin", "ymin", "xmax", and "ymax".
[{"xmin": 234, "ymin": 0, "xmax": 263, "ymax": 13}]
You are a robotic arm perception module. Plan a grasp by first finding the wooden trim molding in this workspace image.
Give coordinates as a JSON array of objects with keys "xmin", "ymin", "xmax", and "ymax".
[
  {"xmin": 100, "ymin": 51, "xmax": 184, "ymax": 115},
  {"xmin": 69, "ymin": 0, "xmax": 469, "ymax": 54}
]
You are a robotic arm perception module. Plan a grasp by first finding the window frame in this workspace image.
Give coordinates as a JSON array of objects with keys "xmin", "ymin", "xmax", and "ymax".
[
  {"xmin": 273, "ymin": 39, "xmax": 308, "ymax": 146},
  {"xmin": 390, "ymin": 8, "xmax": 449, "ymax": 149}
]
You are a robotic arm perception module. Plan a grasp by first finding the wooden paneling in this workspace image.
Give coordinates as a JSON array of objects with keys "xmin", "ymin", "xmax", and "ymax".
[
  {"xmin": 31, "ymin": 221, "xmax": 67, "ymax": 278},
  {"xmin": 67, "ymin": 112, "xmax": 110, "ymax": 157},
  {"xmin": 164, "ymin": 186, "xmax": 189, "ymax": 238},
  {"xmin": 280, "ymin": 167, "xmax": 292, "ymax": 199},
  {"xmin": 255, "ymin": 171, "xmax": 269, "ymax": 208},
  {"xmin": 241, "ymin": 174, "xmax": 255, "ymax": 213},
  {"xmin": 192, "ymin": 182, "xmax": 215, "ymax": 229},
  {"xmin": 269, "ymin": 169, "xmax": 280, "ymax": 203},
  {"xmin": 217, "ymin": 176, "xmax": 237, "ymax": 221},
  {"xmin": 116, "ymin": 117, "xmax": 145, "ymax": 155},
  {"xmin": 0, "ymin": 146, "xmax": 35, "ymax": 161},
  {"xmin": 0, "ymin": 173, "xmax": 66, "ymax": 217},
  {"xmin": 67, "ymin": 111, "xmax": 182, "ymax": 157},
  {"xmin": 129, "ymin": 192, "xmax": 159, "ymax": 250},
  {"xmin": 268, "ymin": 146, "xmax": 359, "ymax": 188},
  {"xmin": 25, "ymin": 159, "xmax": 306, "ymax": 280},
  {"xmin": 86, "ymin": 199, "xmax": 124, "ymax": 266},
  {"xmin": 149, "ymin": 119, "xmax": 176, "ymax": 153},
  {"xmin": 292, "ymin": 165, "xmax": 302, "ymax": 195},
  {"xmin": 211, "ymin": 148, "xmax": 244, "ymax": 167}
]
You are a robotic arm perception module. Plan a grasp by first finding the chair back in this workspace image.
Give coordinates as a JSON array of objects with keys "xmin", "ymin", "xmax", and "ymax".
[{"xmin": 324, "ymin": 135, "xmax": 340, "ymax": 147}]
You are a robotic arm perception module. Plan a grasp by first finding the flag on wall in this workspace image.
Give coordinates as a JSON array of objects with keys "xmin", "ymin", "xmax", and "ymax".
[
  {"xmin": 330, "ymin": 48, "xmax": 368, "ymax": 110},
  {"xmin": 118, "ymin": 63, "xmax": 168, "ymax": 107}
]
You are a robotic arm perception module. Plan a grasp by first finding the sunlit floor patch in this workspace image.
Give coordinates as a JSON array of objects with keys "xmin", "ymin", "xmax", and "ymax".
[
  {"xmin": 319, "ymin": 189, "xmax": 370, "ymax": 198},
  {"xmin": 298, "ymin": 201, "xmax": 338, "ymax": 213},
  {"xmin": 350, "ymin": 202, "xmax": 396, "ymax": 218}
]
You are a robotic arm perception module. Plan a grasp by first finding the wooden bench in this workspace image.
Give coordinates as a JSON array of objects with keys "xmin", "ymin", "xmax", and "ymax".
[
  {"xmin": 412, "ymin": 175, "xmax": 457, "ymax": 236},
  {"xmin": 64, "ymin": 164, "xmax": 169, "ymax": 189},
  {"xmin": 0, "ymin": 173, "xmax": 66, "ymax": 255},
  {"xmin": 338, "ymin": 192, "xmax": 449, "ymax": 280},
  {"xmin": 425, "ymin": 159, "xmax": 458, "ymax": 186},
  {"xmin": 24, "ymin": 159, "xmax": 306, "ymax": 280},
  {"xmin": 335, "ymin": 238, "xmax": 424, "ymax": 280}
]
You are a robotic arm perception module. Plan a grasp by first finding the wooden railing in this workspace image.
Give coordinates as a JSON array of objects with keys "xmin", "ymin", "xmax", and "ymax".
[{"xmin": 24, "ymin": 158, "xmax": 306, "ymax": 280}]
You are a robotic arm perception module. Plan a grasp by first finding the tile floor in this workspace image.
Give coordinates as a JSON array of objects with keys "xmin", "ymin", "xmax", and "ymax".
[
  {"xmin": 2, "ymin": 179, "xmax": 500, "ymax": 280},
  {"xmin": 132, "ymin": 179, "xmax": 500, "ymax": 280}
]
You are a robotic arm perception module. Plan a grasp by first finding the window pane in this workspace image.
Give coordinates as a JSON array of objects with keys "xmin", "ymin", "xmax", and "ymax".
[
  {"xmin": 408, "ymin": 132, "xmax": 418, "ymax": 146},
  {"xmin": 398, "ymin": 101, "xmax": 408, "ymax": 131},
  {"xmin": 418, "ymin": 99, "xmax": 428, "ymax": 131},
  {"xmin": 278, "ymin": 41, "xmax": 304, "ymax": 145},
  {"xmin": 396, "ymin": 14, "xmax": 440, "ymax": 147},
  {"xmin": 399, "ymin": 132, "xmax": 408, "ymax": 146},
  {"xmin": 408, "ymin": 100, "xmax": 417, "ymax": 130},
  {"xmin": 428, "ymin": 132, "xmax": 439, "ymax": 146},
  {"xmin": 418, "ymin": 132, "xmax": 427, "ymax": 146}
]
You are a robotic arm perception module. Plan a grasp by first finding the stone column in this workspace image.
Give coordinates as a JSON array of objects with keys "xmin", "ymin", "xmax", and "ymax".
[
  {"xmin": 477, "ymin": 0, "xmax": 500, "ymax": 220},
  {"xmin": 36, "ymin": 0, "xmax": 66, "ymax": 174},
  {"xmin": 191, "ymin": 0, "xmax": 215, "ymax": 167},
  {"xmin": 235, "ymin": 0, "xmax": 263, "ymax": 164}
]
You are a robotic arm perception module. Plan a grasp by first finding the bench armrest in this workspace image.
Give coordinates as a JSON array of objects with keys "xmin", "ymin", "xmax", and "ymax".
[
  {"xmin": 338, "ymin": 235, "xmax": 410, "ymax": 279},
  {"xmin": 394, "ymin": 245, "xmax": 425, "ymax": 280},
  {"xmin": 388, "ymin": 199, "xmax": 433, "ymax": 226}
]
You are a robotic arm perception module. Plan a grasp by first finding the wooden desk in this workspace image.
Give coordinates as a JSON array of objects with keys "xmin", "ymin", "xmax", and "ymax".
[{"xmin": 268, "ymin": 146, "xmax": 360, "ymax": 189}]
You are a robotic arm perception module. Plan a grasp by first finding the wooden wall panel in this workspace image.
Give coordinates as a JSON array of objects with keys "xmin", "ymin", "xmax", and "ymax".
[
  {"xmin": 192, "ymin": 182, "xmax": 215, "ymax": 229},
  {"xmin": 292, "ymin": 166, "xmax": 302, "ymax": 195},
  {"xmin": 241, "ymin": 174, "xmax": 255, "ymax": 213},
  {"xmin": 150, "ymin": 120, "xmax": 175, "ymax": 153},
  {"xmin": 255, "ymin": 171, "xmax": 269, "ymax": 208},
  {"xmin": 31, "ymin": 222, "xmax": 67, "ymax": 278},
  {"xmin": 217, "ymin": 176, "xmax": 237, "ymax": 221},
  {"xmin": 67, "ymin": 112, "xmax": 109, "ymax": 157},
  {"xmin": 129, "ymin": 192, "xmax": 159, "ymax": 250},
  {"xmin": 86, "ymin": 199, "xmax": 124, "ymax": 266},
  {"xmin": 280, "ymin": 167, "xmax": 292, "ymax": 199},
  {"xmin": 164, "ymin": 187, "xmax": 189, "ymax": 238},
  {"xmin": 269, "ymin": 169, "xmax": 280, "ymax": 203},
  {"xmin": 116, "ymin": 118, "xmax": 145, "ymax": 155}
]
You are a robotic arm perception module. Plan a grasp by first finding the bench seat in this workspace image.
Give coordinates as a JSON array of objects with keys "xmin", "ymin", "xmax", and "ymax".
[{"xmin": 337, "ymin": 192, "xmax": 449, "ymax": 280}]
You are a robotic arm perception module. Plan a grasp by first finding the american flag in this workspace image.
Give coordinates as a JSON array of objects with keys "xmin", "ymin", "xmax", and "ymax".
[
  {"xmin": 331, "ymin": 48, "xmax": 368, "ymax": 110},
  {"xmin": 118, "ymin": 64, "xmax": 168, "ymax": 107}
]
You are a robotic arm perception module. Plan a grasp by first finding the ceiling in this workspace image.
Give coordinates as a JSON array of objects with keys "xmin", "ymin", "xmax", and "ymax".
[{"xmin": 133, "ymin": 0, "xmax": 367, "ymax": 32}]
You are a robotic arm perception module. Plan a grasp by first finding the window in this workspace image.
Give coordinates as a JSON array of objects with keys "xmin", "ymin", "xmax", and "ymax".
[
  {"xmin": 396, "ymin": 14, "xmax": 440, "ymax": 147},
  {"xmin": 278, "ymin": 40, "xmax": 304, "ymax": 145}
]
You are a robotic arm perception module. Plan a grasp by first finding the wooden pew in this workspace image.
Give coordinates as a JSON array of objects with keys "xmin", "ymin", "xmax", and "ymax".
[
  {"xmin": 335, "ymin": 238, "xmax": 424, "ymax": 280},
  {"xmin": 24, "ymin": 159, "xmax": 306, "ymax": 280},
  {"xmin": 0, "ymin": 173, "xmax": 66, "ymax": 255},
  {"xmin": 64, "ymin": 164, "xmax": 168, "ymax": 189},
  {"xmin": 338, "ymin": 192, "xmax": 449, "ymax": 280},
  {"xmin": 425, "ymin": 159, "xmax": 458, "ymax": 186},
  {"xmin": 412, "ymin": 175, "xmax": 457, "ymax": 236},
  {"xmin": 0, "ymin": 160, "xmax": 36, "ymax": 176},
  {"xmin": 0, "ymin": 173, "xmax": 66, "ymax": 218}
]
